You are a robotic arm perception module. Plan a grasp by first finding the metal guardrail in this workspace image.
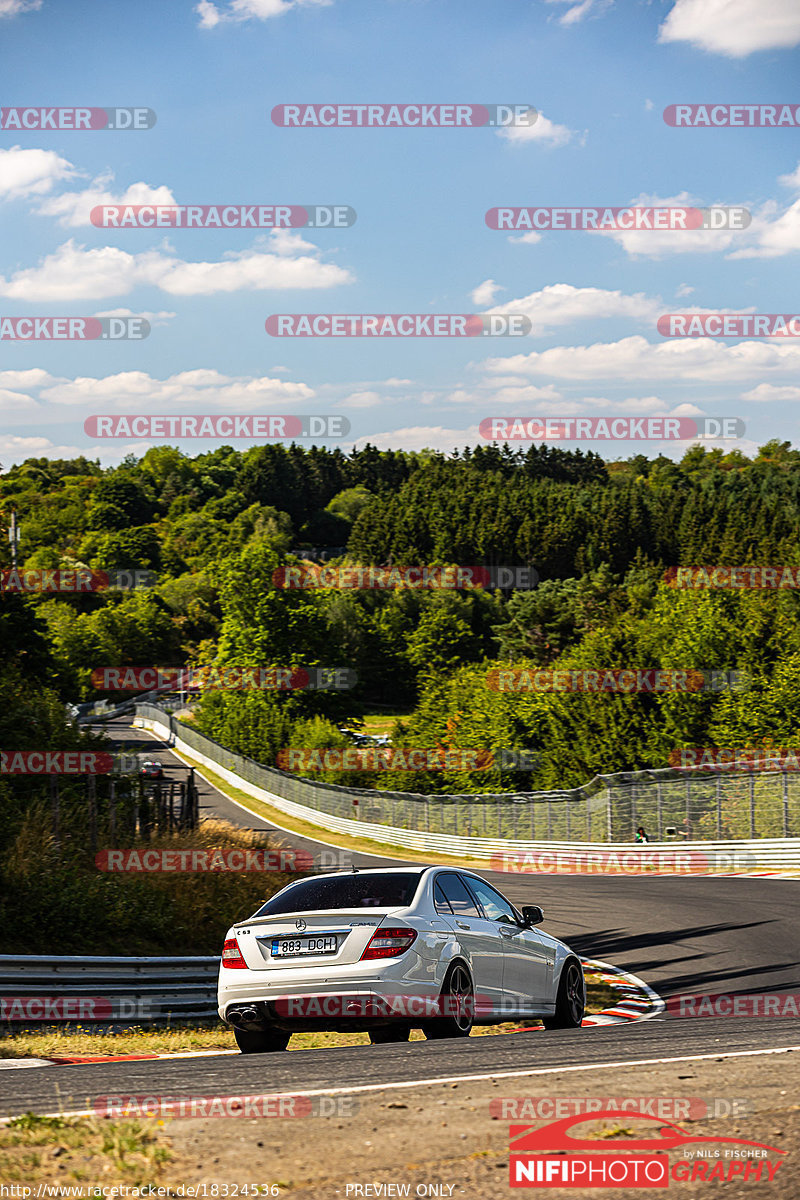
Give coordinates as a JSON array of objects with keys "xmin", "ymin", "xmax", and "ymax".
[
  {"xmin": 134, "ymin": 710, "xmax": 800, "ymax": 869},
  {"xmin": 0, "ymin": 955, "xmax": 219, "ymax": 1025},
  {"xmin": 136, "ymin": 704, "xmax": 800, "ymax": 844}
]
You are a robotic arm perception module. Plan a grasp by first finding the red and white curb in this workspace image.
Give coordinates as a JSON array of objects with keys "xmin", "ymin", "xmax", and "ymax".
[{"xmin": 579, "ymin": 956, "xmax": 665, "ymax": 1026}]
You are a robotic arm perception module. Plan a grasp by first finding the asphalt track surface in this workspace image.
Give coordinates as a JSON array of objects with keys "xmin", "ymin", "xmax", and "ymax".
[{"xmin": 3, "ymin": 715, "xmax": 798, "ymax": 1118}]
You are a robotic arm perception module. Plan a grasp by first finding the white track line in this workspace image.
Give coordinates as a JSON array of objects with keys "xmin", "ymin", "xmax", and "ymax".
[{"xmin": 8, "ymin": 1044, "xmax": 800, "ymax": 1123}]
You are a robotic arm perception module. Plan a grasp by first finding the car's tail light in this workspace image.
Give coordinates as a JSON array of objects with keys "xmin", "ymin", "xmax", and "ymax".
[
  {"xmin": 221, "ymin": 937, "xmax": 247, "ymax": 969},
  {"xmin": 360, "ymin": 926, "xmax": 418, "ymax": 960}
]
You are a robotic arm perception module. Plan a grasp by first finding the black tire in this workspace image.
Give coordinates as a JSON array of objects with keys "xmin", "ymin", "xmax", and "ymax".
[
  {"xmin": 542, "ymin": 959, "xmax": 585, "ymax": 1029},
  {"xmin": 369, "ymin": 1026, "xmax": 411, "ymax": 1044},
  {"xmin": 422, "ymin": 963, "xmax": 474, "ymax": 1039},
  {"xmin": 234, "ymin": 1026, "xmax": 291, "ymax": 1053}
]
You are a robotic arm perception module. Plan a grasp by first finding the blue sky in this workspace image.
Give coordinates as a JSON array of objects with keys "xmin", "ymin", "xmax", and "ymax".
[{"xmin": 0, "ymin": 0, "xmax": 798, "ymax": 467}]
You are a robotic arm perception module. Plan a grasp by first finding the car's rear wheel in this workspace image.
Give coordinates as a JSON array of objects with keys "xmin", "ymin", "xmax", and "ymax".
[
  {"xmin": 542, "ymin": 960, "xmax": 585, "ymax": 1029},
  {"xmin": 369, "ymin": 1026, "xmax": 411, "ymax": 1044},
  {"xmin": 233, "ymin": 1026, "xmax": 291, "ymax": 1053},
  {"xmin": 422, "ymin": 963, "xmax": 474, "ymax": 1039}
]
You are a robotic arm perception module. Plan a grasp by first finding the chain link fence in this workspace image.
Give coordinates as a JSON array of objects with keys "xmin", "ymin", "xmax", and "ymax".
[{"xmin": 135, "ymin": 704, "xmax": 800, "ymax": 843}]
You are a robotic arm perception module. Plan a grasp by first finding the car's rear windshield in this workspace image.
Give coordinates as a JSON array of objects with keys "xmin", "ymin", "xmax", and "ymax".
[{"xmin": 252, "ymin": 873, "xmax": 423, "ymax": 916}]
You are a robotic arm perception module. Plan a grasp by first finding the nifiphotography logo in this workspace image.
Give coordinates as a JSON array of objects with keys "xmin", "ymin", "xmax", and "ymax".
[{"xmin": 508, "ymin": 1110, "xmax": 784, "ymax": 1188}]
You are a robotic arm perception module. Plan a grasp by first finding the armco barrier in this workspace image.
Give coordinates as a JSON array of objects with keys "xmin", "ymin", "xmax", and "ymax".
[
  {"xmin": 0, "ymin": 955, "xmax": 219, "ymax": 1024},
  {"xmin": 133, "ymin": 709, "xmax": 800, "ymax": 871}
]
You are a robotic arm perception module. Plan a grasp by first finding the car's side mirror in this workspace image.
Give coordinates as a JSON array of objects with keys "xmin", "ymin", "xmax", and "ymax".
[{"xmin": 521, "ymin": 905, "xmax": 544, "ymax": 927}]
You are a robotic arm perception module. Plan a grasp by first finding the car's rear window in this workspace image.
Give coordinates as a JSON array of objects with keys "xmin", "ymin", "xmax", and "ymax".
[{"xmin": 252, "ymin": 873, "xmax": 423, "ymax": 916}]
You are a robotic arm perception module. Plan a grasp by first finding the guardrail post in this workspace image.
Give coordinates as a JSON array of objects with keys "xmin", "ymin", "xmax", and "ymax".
[
  {"xmin": 656, "ymin": 779, "xmax": 663, "ymax": 840},
  {"xmin": 547, "ymin": 799, "xmax": 552, "ymax": 840},
  {"xmin": 565, "ymin": 799, "xmax": 571, "ymax": 839},
  {"xmin": 783, "ymin": 771, "xmax": 789, "ymax": 837},
  {"xmin": 749, "ymin": 773, "xmax": 756, "ymax": 838}
]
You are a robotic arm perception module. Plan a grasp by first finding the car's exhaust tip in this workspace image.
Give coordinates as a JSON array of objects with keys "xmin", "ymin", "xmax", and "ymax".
[{"xmin": 227, "ymin": 1005, "xmax": 262, "ymax": 1029}]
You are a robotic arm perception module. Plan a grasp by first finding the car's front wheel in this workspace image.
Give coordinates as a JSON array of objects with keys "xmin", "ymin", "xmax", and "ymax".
[
  {"xmin": 422, "ymin": 963, "xmax": 474, "ymax": 1039},
  {"xmin": 542, "ymin": 960, "xmax": 585, "ymax": 1029},
  {"xmin": 369, "ymin": 1026, "xmax": 411, "ymax": 1044},
  {"xmin": 233, "ymin": 1026, "xmax": 291, "ymax": 1053}
]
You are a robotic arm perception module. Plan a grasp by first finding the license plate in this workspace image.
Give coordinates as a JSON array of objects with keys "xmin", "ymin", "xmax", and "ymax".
[{"xmin": 271, "ymin": 936, "xmax": 338, "ymax": 957}]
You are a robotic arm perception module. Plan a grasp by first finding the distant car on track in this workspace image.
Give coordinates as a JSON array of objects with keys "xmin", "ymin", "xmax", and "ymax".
[
  {"xmin": 139, "ymin": 760, "xmax": 165, "ymax": 780},
  {"xmin": 217, "ymin": 865, "xmax": 585, "ymax": 1053}
]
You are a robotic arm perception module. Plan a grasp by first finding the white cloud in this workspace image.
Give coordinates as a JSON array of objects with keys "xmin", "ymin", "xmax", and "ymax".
[
  {"xmin": 779, "ymin": 162, "xmax": 800, "ymax": 192},
  {"xmin": 676, "ymin": 283, "xmax": 695, "ymax": 297},
  {"xmin": 352, "ymin": 425, "xmax": 484, "ymax": 453},
  {"xmin": 36, "ymin": 173, "xmax": 176, "ymax": 227},
  {"xmin": 0, "ymin": 0, "xmax": 41, "ymax": 17},
  {"xmin": 38, "ymin": 369, "xmax": 314, "ymax": 410},
  {"xmin": 483, "ymin": 335, "xmax": 800, "ymax": 383},
  {"xmin": 0, "ymin": 368, "xmax": 56, "ymax": 389},
  {"xmin": 440, "ymin": 382, "xmax": 562, "ymax": 408},
  {"xmin": 659, "ymin": 0, "xmax": 800, "ymax": 56},
  {"xmin": 727, "ymin": 196, "xmax": 800, "ymax": 259},
  {"xmin": 509, "ymin": 231, "xmax": 543, "ymax": 246},
  {"xmin": 741, "ymin": 383, "xmax": 800, "ymax": 403},
  {"xmin": 499, "ymin": 112, "xmax": 574, "ymax": 147},
  {"xmin": 471, "ymin": 279, "xmax": 503, "ymax": 307},
  {"xmin": 0, "ymin": 146, "xmax": 75, "ymax": 200},
  {"xmin": 337, "ymin": 390, "xmax": 385, "ymax": 409},
  {"xmin": 485, "ymin": 283, "xmax": 662, "ymax": 332},
  {"xmin": 593, "ymin": 191, "xmax": 747, "ymax": 258},
  {"xmin": 0, "ymin": 234, "xmax": 353, "ymax": 301},
  {"xmin": 544, "ymin": 0, "xmax": 612, "ymax": 24},
  {"xmin": 93, "ymin": 308, "xmax": 177, "ymax": 326},
  {"xmin": 197, "ymin": 0, "xmax": 331, "ymax": 26}
]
